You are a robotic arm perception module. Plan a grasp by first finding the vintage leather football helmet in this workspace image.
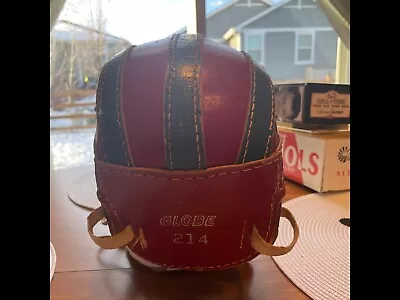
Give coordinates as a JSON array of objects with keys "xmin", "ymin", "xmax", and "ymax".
[{"xmin": 87, "ymin": 34, "xmax": 299, "ymax": 271}]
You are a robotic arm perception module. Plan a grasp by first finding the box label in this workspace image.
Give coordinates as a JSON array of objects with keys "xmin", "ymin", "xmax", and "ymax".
[
  {"xmin": 279, "ymin": 131, "xmax": 325, "ymax": 191},
  {"xmin": 310, "ymin": 91, "xmax": 350, "ymax": 119},
  {"xmin": 322, "ymin": 139, "xmax": 350, "ymax": 191}
]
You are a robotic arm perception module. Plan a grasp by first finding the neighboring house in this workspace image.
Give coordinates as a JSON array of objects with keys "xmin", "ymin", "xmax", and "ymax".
[
  {"xmin": 177, "ymin": 0, "xmax": 338, "ymax": 82},
  {"xmin": 51, "ymin": 20, "xmax": 132, "ymax": 93},
  {"xmin": 50, "ymin": 20, "xmax": 132, "ymax": 129}
]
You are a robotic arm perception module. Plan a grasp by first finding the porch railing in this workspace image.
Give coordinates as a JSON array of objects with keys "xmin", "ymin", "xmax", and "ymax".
[{"xmin": 50, "ymin": 89, "xmax": 97, "ymax": 131}]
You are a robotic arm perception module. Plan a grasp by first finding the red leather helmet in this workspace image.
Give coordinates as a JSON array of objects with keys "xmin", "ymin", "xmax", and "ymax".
[{"xmin": 87, "ymin": 34, "xmax": 299, "ymax": 271}]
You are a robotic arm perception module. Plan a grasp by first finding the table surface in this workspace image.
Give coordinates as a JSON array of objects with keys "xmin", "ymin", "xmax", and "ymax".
[{"xmin": 50, "ymin": 165, "xmax": 314, "ymax": 300}]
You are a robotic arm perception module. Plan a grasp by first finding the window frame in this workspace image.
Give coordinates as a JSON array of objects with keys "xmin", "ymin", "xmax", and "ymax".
[
  {"xmin": 335, "ymin": 37, "xmax": 350, "ymax": 84},
  {"xmin": 244, "ymin": 32, "xmax": 264, "ymax": 66},
  {"xmin": 294, "ymin": 30, "xmax": 315, "ymax": 65}
]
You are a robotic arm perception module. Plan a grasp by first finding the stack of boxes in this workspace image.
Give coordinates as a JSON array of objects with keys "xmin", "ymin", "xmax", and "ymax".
[{"xmin": 274, "ymin": 82, "xmax": 350, "ymax": 192}]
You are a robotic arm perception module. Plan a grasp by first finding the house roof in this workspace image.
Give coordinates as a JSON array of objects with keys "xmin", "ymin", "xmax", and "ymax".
[
  {"xmin": 175, "ymin": 0, "xmax": 271, "ymax": 34},
  {"xmin": 52, "ymin": 20, "xmax": 132, "ymax": 45},
  {"xmin": 208, "ymin": 0, "xmax": 270, "ymax": 19},
  {"xmin": 223, "ymin": 0, "xmax": 291, "ymax": 40},
  {"xmin": 234, "ymin": 0, "xmax": 291, "ymax": 30}
]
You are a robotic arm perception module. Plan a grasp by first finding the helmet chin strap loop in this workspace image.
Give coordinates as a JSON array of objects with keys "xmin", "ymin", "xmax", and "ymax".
[
  {"xmin": 251, "ymin": 207, "xmax": 299, "ymax": 256},
  {"xmin": 87, "ymin": 206, "xmax": 135, "ymax": 250}
]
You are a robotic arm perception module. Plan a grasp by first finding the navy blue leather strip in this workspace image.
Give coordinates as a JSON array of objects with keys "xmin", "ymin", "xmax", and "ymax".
[
  {"xmin": 97, "ymin": 49, "xmax": 132, "ymax": 166},
  {"xmin": 244, "ymin": 64, "xmax": 274, "ymax": 162},
  {"xmin": 237, "ymin": 56, "xmax": 274, "ymax": 163},
  {"xmin": 164, "ymin": 34, "xmax": 205, "ymax": 170}
]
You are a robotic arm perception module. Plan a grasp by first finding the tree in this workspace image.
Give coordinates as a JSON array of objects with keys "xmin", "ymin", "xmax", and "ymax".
[{"xmin": 50, "ymin": 0, "xmax": 131, "ymax": 103}]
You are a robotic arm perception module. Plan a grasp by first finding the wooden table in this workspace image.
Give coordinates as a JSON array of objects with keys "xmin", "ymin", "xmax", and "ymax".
[{"xmin": 50, "ymin": 166, "xmax": 314, "ymax": 300}]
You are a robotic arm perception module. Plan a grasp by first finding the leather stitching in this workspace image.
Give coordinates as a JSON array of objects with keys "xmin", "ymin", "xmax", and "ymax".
[
  {"xmin": 115, "ymin": 48, "xmax": 132, "ymax": 166},
  {"xmin": 241, "ymin": 53, "xmax": 256, "ymax": 164},
  {"xmin": 118, "ymin": 45, "xmax": 137, "ymax": 167},
  {"xmin": 263, "ymin": 72, "xmax": 275, "ymax": 158},
  {"xmin": 99, "ymin": 153, "xmax": 281, "ymax": 181},
  {"xmin": 266, "ymin": 158, "xmax": 281, "ymax": 239},
  {"xmin": 193, "ymin": 35, "xmax": 203, "ymax": 169},
  {"xmin": 165, "ymin": 34, "xmax": 179, "ymax": 169},
  {"xmin": 96, "ymin": 60, "xmax": 110, "ymax": 162}
]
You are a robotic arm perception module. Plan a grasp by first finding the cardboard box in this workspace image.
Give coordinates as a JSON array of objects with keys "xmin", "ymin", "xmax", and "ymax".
[
  {"xmin": 274, "ymin": 82, "xmax": 350, "ymax": 125},
  {"xmin": 278, "ymin": 126, "xmax": 350, "ymax": 193}
]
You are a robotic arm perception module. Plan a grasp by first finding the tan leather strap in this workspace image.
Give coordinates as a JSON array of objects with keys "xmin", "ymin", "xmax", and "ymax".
[
  {"xmin": 251, "ymin": 207, "xmax": 299, "ymax": 256},
  {"xmin": 87, "ymin": 206, "xmax": 135, "ymax": 249}
]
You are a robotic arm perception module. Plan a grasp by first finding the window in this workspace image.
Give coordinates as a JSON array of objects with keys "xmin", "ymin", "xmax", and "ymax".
[
  {"xmin": 295, "ymin": 31, "xmax": 314, "ymax": 65},
  {"xmin": 50, "ymin": 0, "xmax": 345, "ymax": 171},
  {"xmin": 51, "ymin": 0, "xmax": 193, "ymax": 170},
  {"xmin": 246, "ymin": 34, "xmax": 263, "ymax": 65}
]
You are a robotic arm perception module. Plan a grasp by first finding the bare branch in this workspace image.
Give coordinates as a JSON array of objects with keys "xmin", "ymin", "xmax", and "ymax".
[{"xmin": 51, "ymin": 0, "xmax": 131, "ymax": 101}]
